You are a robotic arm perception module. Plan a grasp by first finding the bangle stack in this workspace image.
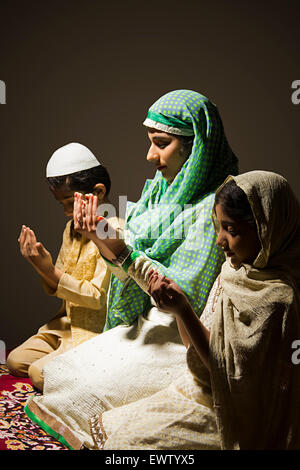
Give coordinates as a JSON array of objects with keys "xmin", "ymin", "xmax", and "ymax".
[{"xmin": 112, "ymin": 245, "xmax": 133, "ymax": 268}]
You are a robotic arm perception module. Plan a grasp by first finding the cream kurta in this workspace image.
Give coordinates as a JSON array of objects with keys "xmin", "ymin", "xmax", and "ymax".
[
  {"xmin": 44, "ymin": 219, "xmax": 111, "ymax": 346},
  {"xmin": 25, "ymin": 254, "xmax": 188, "ymax": 448},
  {"xmin": 7, "ymin": 218, "xmax": 120, "ymax": 389},
  {"xmin": 90, "ymin": 277, "xmax": 221, "ymax": 450}
]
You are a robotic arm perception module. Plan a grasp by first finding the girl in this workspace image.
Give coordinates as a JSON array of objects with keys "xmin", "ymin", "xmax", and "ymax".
[
  {"xmin": 25, "ymin": 90, "xmax": 238, "ymax": 449},
  {"xmin": 87, "ymin": 171, "xmax": 300, "ymax": 450},
  {"xmin": 7, "ymin": 143, "xmax": 118, "ymax": 391}
]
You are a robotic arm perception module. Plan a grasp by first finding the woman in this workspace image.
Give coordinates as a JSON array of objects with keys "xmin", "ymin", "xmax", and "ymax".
[
  {"xmin": 88, "ymin": 171, "xmax": 300, "ymax": 450},
  {"xmin": 25, "ymin": 90, "xmax": 238, "ymax": 449}
]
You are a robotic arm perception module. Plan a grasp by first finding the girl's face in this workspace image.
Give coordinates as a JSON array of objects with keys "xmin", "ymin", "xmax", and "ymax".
[
  {"xmin": 146, "ymin": 129, "xmax": 188, "ymax": 183},
  {"xmin": 215, "ymin": 203, "xmax": 261, "ymax": 268}
]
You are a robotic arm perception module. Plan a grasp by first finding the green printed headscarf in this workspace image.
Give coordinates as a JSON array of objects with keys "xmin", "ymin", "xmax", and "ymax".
[{"xmin": 105, "ymin": 90, "xmax": 238, "ymax": 330}]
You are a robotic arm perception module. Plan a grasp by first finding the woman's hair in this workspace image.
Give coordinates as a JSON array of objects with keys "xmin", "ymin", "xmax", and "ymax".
[
  {"xmin": 47, "ymin": 165, "xmax": 111, "ymax": 196},
  {"xmin": 215, "ymin": 179, "xmax": 256, "ymax": 226}
]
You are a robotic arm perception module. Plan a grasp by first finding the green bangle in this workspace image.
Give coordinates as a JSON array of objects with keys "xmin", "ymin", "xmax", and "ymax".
[{"xmin": 122, "ymin": 251, "xmax": 141, "ymax": 273}]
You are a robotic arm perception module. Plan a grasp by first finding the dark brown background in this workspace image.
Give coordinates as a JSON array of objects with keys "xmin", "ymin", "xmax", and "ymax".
[{"xmin": 1, "ymin": 0, "xmax": 299, "ymax": 348}]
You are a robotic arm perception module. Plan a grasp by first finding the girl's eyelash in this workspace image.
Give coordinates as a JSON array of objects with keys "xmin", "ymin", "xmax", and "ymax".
[{"xmin": 222, "ymin": 224, "xmax": 237, "ymax": 235}]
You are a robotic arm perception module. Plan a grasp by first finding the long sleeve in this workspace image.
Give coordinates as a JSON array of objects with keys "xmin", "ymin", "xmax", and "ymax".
[
  {"xmin": 102, "ymin": 250, "xmax": 161, "ymax": 295},
  {"xmin": 102, "ymin": 252, "xmax": 159, "ymax": 330},
  {"xmin": 56, "ymin": 253, "xmax": 109, "ymax": 310},
  {"xmin": 126, "ymin": 255, "xmax": 161, "ymax": 293},
  {"xmin": 40, "ymin": 227, "xmax": 67, "ymax": 296},
  {"xmin": 42, "ymin": 221, "xmax": 110, "ymax": 310}
]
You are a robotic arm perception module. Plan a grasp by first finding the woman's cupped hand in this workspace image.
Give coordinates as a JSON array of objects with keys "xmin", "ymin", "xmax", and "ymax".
[{"xmin": 73, "ymin": 192, "xmax": 126, "ymax": 260}]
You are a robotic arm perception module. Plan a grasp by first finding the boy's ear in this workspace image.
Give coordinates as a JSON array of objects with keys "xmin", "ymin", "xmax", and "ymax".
[{"xmin": 93, "ymin": 183, "xmax": 106, "ymax": 199}]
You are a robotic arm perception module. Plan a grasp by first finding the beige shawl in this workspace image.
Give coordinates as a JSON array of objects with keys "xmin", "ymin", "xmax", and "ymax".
[{"xmin": 210, "ymin": 171, "xmax": 300, "ymax": 449}]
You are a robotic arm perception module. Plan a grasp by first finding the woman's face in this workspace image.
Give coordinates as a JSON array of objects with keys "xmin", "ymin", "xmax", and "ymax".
[
  {"xmin": 215, "ymin": 203, "xmax": 261, "ymax": 268},
  {"xmin": 146, "ymin": 129, "xmax": 188, "ymax": 183}
]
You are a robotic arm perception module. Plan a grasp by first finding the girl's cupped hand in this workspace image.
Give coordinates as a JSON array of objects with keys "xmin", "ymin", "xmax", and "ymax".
[{"xmin": 147, "ymin": 270, "xmax": 190, "ymax": 315}]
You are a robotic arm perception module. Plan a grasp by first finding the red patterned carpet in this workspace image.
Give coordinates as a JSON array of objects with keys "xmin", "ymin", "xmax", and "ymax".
[{"xmin": 0, "ymin": 364, "xmax": 67, "ymax": 450}]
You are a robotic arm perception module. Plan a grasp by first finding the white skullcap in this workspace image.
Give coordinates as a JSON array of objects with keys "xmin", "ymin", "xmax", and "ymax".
[{"xmin": 46, "ymin": 142, "xmax": 101, "ymax": 177}]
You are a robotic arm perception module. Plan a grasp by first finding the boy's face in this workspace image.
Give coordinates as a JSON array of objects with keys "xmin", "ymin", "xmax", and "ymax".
[{"xmin": 50, "ymin": 186, "xmax": 81, "ymax": 218}]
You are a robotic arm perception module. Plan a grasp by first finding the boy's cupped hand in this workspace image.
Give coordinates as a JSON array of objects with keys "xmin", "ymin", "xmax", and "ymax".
[{"xmin": 18, "ymin": 225, "xmax": 54, "ymax": 276}]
